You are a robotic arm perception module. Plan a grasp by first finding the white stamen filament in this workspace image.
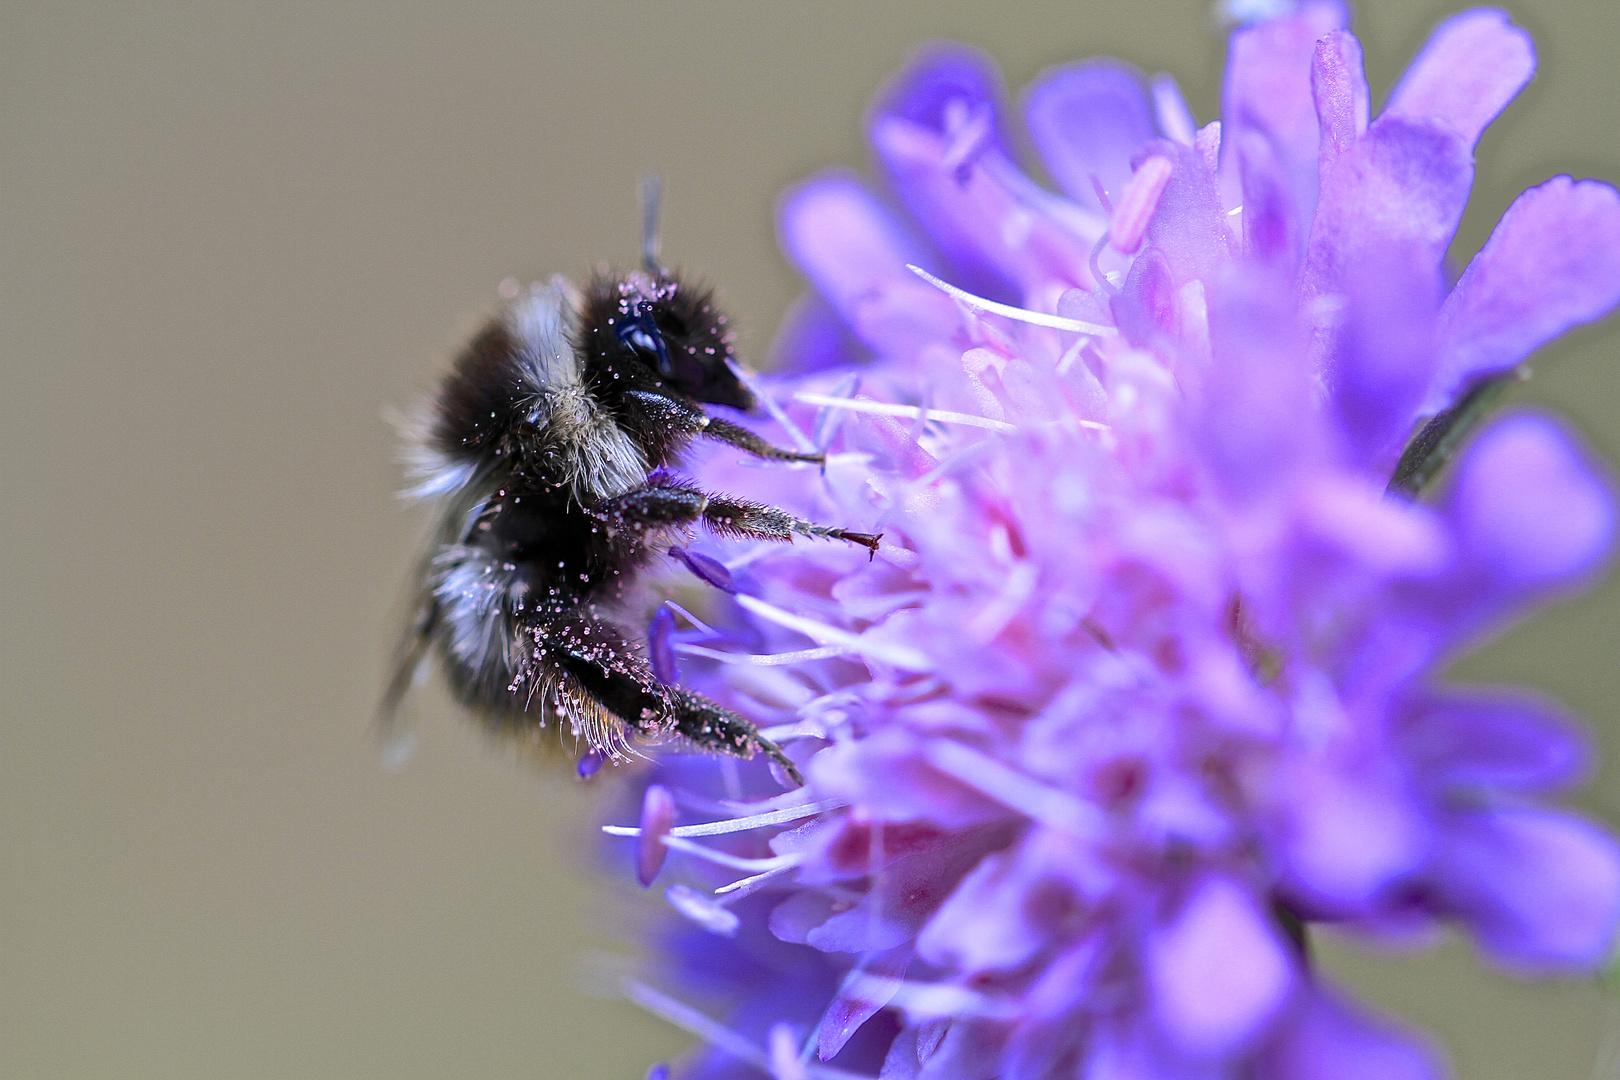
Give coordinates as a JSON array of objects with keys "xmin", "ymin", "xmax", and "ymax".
[
  {"xmin": 603, "ymin": 796, "xmax": 848, "ymax": 838},
  {"xmin": 713, "ymin": 861, "xmax": 801, "ymax": 897},
  {"xmin": 907, "ymin": 264, "xmax": 1116, "ymax": 335},
  {"xmin": 737, "ymin": 594, "xmax": 933, "ymax": 672},
  {"xmin": 794, "ymin": 392, "xmax": 1016, "ymax": 434},
  {"xmin": 676, "ymin": 642, "xmax": 853, "ymax": 666},
  {"xmin": 622, "ymin": 980, "xmax": 880, "ymax": 1080}
]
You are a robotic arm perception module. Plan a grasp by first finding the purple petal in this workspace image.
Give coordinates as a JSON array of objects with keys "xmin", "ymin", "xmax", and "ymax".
[
  {"xmin": 1110, "ymin": 247, "xmax": 1179, "ymax": 347},
  {"xmin": 914, "ymin": 848, "xmax": 1046, "ymax": 974},
  {"xmin": 870, "ymin": 48, "xmax": 1099, "ymax": 299},
  {"xmin": 1429, "ymin": 177, "xmax": 1620, "ymax": 412},
  {"xmin": 769, "ymin": 292, "xmax": 865, "ymax": 375},
  {"xmin": 1436, "ymin": 807, "xmax": 1620, "ymax": 971},
  {"xmin": 1023, "ymin": 59, "xmax": 1159, "ymax": 213},
  {"xmin": 1197, "ymin": 265, "xmax": 1311, "ymax": 498},
  {"xmin": 1325, "ymin": 241, "xmax": 1444, "ymax": 468},
  {"xmin": 1312, "ymin": 30, "xmax": 1369, "ymax": 170},
  {"xmin": 1235, "ymin": 127, "xmax": 1304, "ymax": 267},
  {"xmin": 1147, "ymin": 877, "xmax": 1295, "ymax": 1056},
  {"xmin": 1278, "ymin": 757, "xmax": 1427, "ymax": 911},
  {"xmin": 806, "ymin": 836, "xmax": 1001, "ymax": 954},
  {"xmin": 1384, "ymin": 8, "xmax": 1534, "ymax": 151},
  {"xmin": 875, "ymin": 43, "xmax": 1010, "ymax": 157},
  {"xmin": 778, "ymin": 173, "xmax": 960, "ymax": 363},
  {"xmin": 1257, "ymin": 984, "xmax": 1445, "ymax": 1080},
  {"xmin": 647, "ymin": 605, "xmax": 678, "ymax": 685},
  {"xmin": 1399, "ymin": 690, "xmax": 1589, "ymax": 793},
  {"xmin": 669, "ymin": 545, "xmax": 738, "ymax": 594},
  {"xmin": 1222, "ymin": 0, "xmax": 1349, "ymax": 234},
  {"xmin": 1445, "ymin": 413, "xmax": 1615, "ymax": 587},
  {"xmin": 808, "ymin": 730, "xmax": 1008, "ymax": 830},
  {"xmin": 636, "ymin": 784, "xmax": 676, "ymax": 886},
  {"xmin": 1302, "ymin": 116, "xmax": 1473, "ymax": 306},
  {"xmin": 816, "ymin": 944, "xmax": 911, "ymax": 1061},
  {"xmin": 1151, "ymin": 73, "xmax": 1198, "ymax": 145}
]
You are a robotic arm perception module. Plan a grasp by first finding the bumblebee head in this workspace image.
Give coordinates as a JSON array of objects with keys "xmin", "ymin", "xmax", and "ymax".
[{"xmin": 602, "ymin": 271, "xmax": 756, "ymax": 411}]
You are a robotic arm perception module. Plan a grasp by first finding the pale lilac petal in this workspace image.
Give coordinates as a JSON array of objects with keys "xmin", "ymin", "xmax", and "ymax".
[
  {"xmin": 1312, "ymin": 30, "xmax": 1369, "ymax": 169},
  {"xmin": 1445, "ymin": 413, "xmax": 1615, "ymax": 587},
  {"xmin": 1147, "ymin": 877, "xmax": 1295, "ymax": 1056},
  {"xmin": 1111, "ymin": 248, "xmax": 1180, "ymax": 347},
  {"xmin": 915, "ymin": 848, "xmax": 1047, "ymax": 974},
  {"xmin": 778, "ymin": 173, "xmax": 960, "ymax": 362},
  {"xmin": 1257, "ymin": 985, "xmax": 1445, "ymax": 1080},
  {"xmin": 1302, "ymin": 116, "xmax": 1473, "ymax": 304},
  {"xmin": 1278, "ymin": 759, "xmax": 1428, "ymax": 911},
  {"xmin": 1385, "ymin": 8, "xmax": 1534, "ymax": 150},
  {"xmin": 1152, "ymin": 73, "xmax": 1198, "ymax": 145},
  {"xmin": 1222, "ymin": 0, "xmax": 1349, "ymax": 232},
  {"xmin": 1437, "ymin": 807, "xmax": 1620, "ymax": 970},
  {"xmin": 808, "ymin": 732, "xmax": 1008, "ymax": 830},
  {"xmin": 1198, "ymin": 266, "xmax": 1312, "ymax": 496},
  {"xmin": 1024, "ymin": 59, "xmax": 1160, "ymax": 212},
  {"xmin": 816, "ymin": 944, "xmax": 912, "ymax": 1060},
  {"xmin": 1139, "ymin": 139, "xmax": 1235, "ymax": 286},
  {"xmin": 872, "ymin": 48, "xmax": 1099, "ymax": 298},
  {"xmin": 1429, "ymin": 177, "xmax": 1620, "ymax": 412}
]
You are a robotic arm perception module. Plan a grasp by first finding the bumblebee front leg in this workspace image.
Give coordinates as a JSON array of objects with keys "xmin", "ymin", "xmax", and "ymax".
[{"xmin": 701, "ymin": 493, "xmax": 882, "ymax": 556}]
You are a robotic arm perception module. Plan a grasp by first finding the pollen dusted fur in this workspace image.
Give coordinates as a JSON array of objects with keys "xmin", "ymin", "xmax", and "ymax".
[{"xmin": 385, "ymin": 269, "xmax": 879, "ymax": 779}]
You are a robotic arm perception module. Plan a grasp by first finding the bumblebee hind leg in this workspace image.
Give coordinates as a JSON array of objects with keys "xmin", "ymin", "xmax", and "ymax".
[{"xmin": 517, "ymin": 611, "xmax": 802, "ymax": 784}]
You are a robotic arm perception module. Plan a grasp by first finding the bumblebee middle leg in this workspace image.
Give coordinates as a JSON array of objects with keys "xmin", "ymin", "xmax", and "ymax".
[
  {"xmin": 517, "ymin": 609, "xmax": 803, "ymax": 783},
  {"xmin": 588, "ymin": 480, "xmax": 881, "ymax": 556}
]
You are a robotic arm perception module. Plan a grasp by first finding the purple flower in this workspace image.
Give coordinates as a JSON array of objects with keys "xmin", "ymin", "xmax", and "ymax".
[{"xmin": 606, "ymin": 6, "xmax": 1620, "ymax": 1078}]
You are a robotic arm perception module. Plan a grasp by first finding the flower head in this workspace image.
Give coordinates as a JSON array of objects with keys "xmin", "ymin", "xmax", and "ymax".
[{"xmin": 607, "ymin": 6, "xmax": 1620, "ymax": 1078}]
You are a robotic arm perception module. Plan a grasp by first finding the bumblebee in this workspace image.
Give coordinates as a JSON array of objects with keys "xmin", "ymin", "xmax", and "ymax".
[{"xmin": 383, "ymin": 213, "xmax": 877, "ymax": 782}]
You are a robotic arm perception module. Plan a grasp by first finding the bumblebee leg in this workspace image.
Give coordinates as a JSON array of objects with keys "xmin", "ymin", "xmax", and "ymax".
[
  {"xmin": 520, "ymin": 610, "xmax": 801, "ymax": 783},
  {"xmin": 700, "ymin": 493, "xmax": 882, "ymax": 556},
  {"xmin": 702, "ymin": 415, "xmax": 824, "ymax": 465}
]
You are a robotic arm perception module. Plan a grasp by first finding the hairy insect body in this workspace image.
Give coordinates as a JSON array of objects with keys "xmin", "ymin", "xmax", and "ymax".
[{"xmin": 387, "ymin": 272, "xmax": 877, "ymax": 780}]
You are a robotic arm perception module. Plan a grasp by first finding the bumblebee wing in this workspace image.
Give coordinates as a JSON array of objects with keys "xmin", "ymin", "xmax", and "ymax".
[{"xmin": 375, "ymin": 459, "xmax": 505, "ymax": 770}]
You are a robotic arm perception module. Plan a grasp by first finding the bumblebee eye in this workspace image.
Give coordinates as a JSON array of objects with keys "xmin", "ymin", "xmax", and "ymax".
[{"xmin": 615, "ymin": 306, "xmax": 675, "ymax": 377}]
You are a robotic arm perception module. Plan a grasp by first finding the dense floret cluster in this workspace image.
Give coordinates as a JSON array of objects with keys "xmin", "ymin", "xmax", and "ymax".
[{"xmin": 609, "ymin": 5, "xmax": 1620, "ymax": 1078}]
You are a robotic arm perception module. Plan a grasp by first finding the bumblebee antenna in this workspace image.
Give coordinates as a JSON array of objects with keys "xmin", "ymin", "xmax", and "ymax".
[{"xmin": 640, "ymin": 172, "xmax": 664, "ymax": 276}]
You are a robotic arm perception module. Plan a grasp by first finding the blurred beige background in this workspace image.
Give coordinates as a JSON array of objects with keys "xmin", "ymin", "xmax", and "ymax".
[{"xmin": 4, "ymin": 2, "xmax": 1619, "ymax": 1077}]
